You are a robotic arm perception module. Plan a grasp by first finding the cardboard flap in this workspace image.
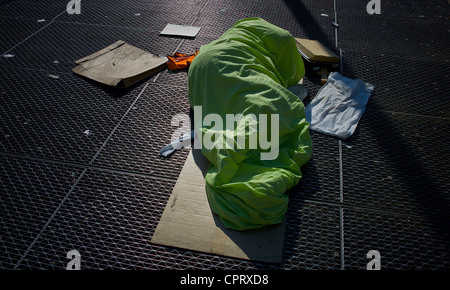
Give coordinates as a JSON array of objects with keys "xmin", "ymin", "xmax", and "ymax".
[{"xmin": 74, "ymin": 40, "xmax": 127, "ymax": 65}]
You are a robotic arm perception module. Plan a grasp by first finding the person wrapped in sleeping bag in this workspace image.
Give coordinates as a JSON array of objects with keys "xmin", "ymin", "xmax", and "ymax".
[{"xmin": 187, "ymin": 18, "xmax": 312, "ymax": 230}]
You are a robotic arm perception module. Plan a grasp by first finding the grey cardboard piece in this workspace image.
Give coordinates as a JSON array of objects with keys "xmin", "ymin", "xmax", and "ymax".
[
  {"xmin": 72, "ymin": 40, "xmax": 167, "ymax": 88},
  {"xmin": 151, "ymin": 147, "xmax": 286, "ymax": 263},
  {"xmin": 159, "ymin": 24, "xmax": 201, "ymax": 38},
  {"xmin": 294, "ymin": 37, "xmax": 340, "ymax": 64}
]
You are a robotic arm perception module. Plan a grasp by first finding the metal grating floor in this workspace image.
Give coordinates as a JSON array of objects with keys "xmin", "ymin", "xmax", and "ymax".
[{"xmin": 1, "ymin": 0, "xmax": 449, "ymax": 271}]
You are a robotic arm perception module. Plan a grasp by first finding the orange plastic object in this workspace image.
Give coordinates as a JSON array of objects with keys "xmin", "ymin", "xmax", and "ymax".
[{"xmin": 167, "ymin": 51, "xmax": 199, "ymax": 71}]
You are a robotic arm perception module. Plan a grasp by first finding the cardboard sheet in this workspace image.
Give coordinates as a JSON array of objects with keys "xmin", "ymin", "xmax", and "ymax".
[
  {"xmin": 72, "ymin": 40, "xmax": 167, "ymax": 88},
  {"xmin": 294, "ymin": 38, "xmax": 340, "ymax": 64},
  {"xmin": 151, "ymin": 148, "xmax": 286, "ymax": 263},
  {"xmin": 160, "ymin": 24, "xmax": 201, "ymax": 38}
]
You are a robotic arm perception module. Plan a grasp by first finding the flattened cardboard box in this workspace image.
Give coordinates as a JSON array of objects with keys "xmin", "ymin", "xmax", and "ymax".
[
  {"xmin": 295, "ymin": 37, "xmax": 340, "ymax": 64},
  {"xmin": 151, "ymin": 148, "xmax": 286, "ymax": 263},
  {"xmin": 72, "ymin": 40, "xmax": 167, "ymax": 88}
]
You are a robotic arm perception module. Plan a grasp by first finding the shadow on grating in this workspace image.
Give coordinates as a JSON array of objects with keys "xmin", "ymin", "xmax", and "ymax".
[
  {"xmin": 335, "ymin": 0, "xmax": 450, "ymax": 20},
  {"xmin": 337, "ymin": 7, "xmax": 450, "ymax": 269},
  {"xmin": 341, "ymin": 50, "xmax": 450, "ymax": 118},
  {"xmin": 283, "ymin": 200, "xmax": 341, "ymax": 270},
  {"xmin": 344, "ymin": 207, "xmax": 450, "ymax": 270},
  {"xmin": 342, "ymin": 109, "xmax": 450, "ymax": 219},
  {"xmin": 337, "ymin": 13, "xmax": 450, "ymax": 61},
  {"xmin": 338, "ymin": 12, "xmax": 450, "ymax": 265},
  {"xmin": 341, "ymin": 108, "xmax": 450, "ymax": 258},
  {"xmin": 194, "ymin": 0, "xmax": 336, "ymax": 48},
  {"xmin": 291, "ymin": 131, "xmax": 341, "ymax": 204}
]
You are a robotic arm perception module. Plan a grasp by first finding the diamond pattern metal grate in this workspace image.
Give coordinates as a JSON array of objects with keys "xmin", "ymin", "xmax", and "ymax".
[{"xmin": 1, "ymin": 0, "xmax": 449, "ymax": 270}]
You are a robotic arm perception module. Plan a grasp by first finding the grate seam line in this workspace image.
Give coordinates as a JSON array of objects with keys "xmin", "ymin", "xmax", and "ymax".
[
  {"xmin": 13, "ymin": 82, "xmax": 150, "ymax": 268},
  {"xmin": 13, "ymin": 168, "xmax": 88, "ymax": 269},
  {"xmin": 1, "ymin": 9, "xmax": 67, "ymax": 56}
]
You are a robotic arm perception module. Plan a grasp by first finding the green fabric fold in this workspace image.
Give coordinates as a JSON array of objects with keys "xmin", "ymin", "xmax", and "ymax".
[{"xmin": 188, "ymin": 18, "xmax": 313, "ymax": 230}]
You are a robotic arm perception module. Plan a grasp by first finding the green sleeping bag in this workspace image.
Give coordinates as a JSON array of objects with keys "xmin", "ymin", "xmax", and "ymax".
[{"xmin": 187, "ymin": 18, "xmax": 313, "ymax": 230}]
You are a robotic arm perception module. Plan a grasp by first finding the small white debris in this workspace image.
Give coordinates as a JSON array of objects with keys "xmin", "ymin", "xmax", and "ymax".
[
  {"xmin": 48, "ymin": 74, "xmax": 60, "ymax": 79},
  {"xmin": 321, "ymin": 13, "xmax": 329, "ymax": 17},
  {"xmin": 84, "ymin": 130, "xmax": 92, "ymax": 137},
  {"xmin": 53, "ymin": 60, "xmax": 59, "ymax": 64},
  {"xmin": 2, "ymin": 54, "xmax": 14, "ymax": 58},
  {"xmin": 37, "ymin": 19, "xmax": 46, "ymax": 22},
  {"xmin": 134, "ymin": 13, "xmax": 141, "ymax": 16}
]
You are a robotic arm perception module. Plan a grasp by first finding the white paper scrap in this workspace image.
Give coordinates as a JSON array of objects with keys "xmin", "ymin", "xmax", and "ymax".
[{"xmin": 160, "ymin": 24, "xmax": 201, "ymax": 38}]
